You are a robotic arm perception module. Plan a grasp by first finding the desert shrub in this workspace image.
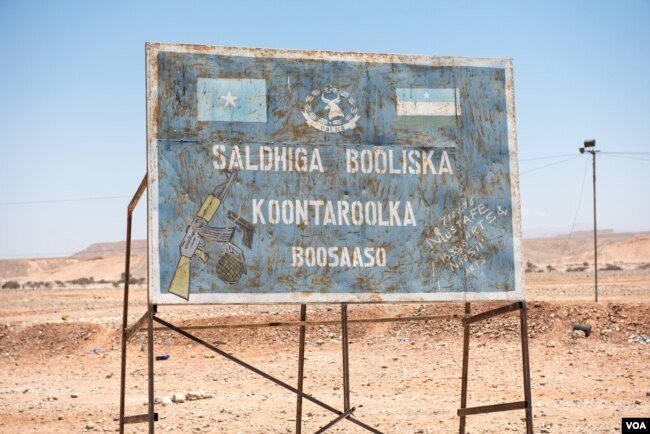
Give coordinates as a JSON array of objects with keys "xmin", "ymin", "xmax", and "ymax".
[
  {"xmin": 118, "ymin": 272, "xmax": 145, "ymax": 284},
  {"xmin": 566, "ymin": 265, "xmax": 588, "ymax": 272},
  {"xmin": 600, "ymin": 263, "xmax": 623, "ymax": 271},
  {"xmin": 546, "ymin": 265, "xmax": 555, "ymax": 272},
  {"xmin": 638, "ymin": 263, "xmax": 650, "ymax": 270},
  {"xmin": 2, "ymin": 281, "xmax": 20, "ymax": 289},
  {"xmin": 525, "ymin": 261, "xmax": 539, "ymax": 272},
  {"xmin": 68, "ymin": 277, "xmax": 95, "ymax": 286}
]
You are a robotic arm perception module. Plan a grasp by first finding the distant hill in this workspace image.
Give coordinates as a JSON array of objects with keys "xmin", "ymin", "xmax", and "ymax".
[
  {"xmin": 524, "ymin": 231, "xmax": 650, "ymax": 269},
  {"xmin": 72, "ymin": 240, "xmax": 147, "ymax": 259},
  {"xmin": 0, "ymin": 241, "xmax": 147, "ymax": 282},
  {"xmin": 1, "ymin": 232, "xmax": 649, "ymax": 283}
]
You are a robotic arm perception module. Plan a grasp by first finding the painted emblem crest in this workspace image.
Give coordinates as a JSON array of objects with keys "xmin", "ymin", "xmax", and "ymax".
[{"xmin": 301, "ymin": 86, "xmax": 360, "ymax": 133}]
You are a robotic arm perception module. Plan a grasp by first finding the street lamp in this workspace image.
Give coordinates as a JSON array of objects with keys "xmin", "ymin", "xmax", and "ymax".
[{"xmin": 579, "ymin": 139, "xmax": 599, "ymax": 302}]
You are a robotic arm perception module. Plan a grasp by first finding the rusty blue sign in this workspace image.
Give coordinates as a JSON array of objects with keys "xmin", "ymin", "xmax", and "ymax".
[{"xmin": 146, "ymin": 43, "xmax": 524, "ymax": 304}]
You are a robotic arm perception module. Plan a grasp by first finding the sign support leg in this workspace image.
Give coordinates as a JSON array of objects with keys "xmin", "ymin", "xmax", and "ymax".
[
  {"xmin": 295, "ymin": 304, "xmax": 307, "ymax": 434},
  {"xmin": 147, "ymin": 304, "xmax": 156, "ymax": 433},
  {"xmin": 519, "ymin": 302, "xmax": 534, "ymax": 434},
  {"xmin": 118, "ymin": 174, "xmax": 148, "ymax": 434},
  {"xmin": 118, "ymin": 286, "xmax": 128, "ymax": 433},
  {"xmin": 341, "ymin": 303, "xmax": 351, "ymax": 414},
  {"xmin": 119, "ymin": 226, "xmax": 132, "ymax": 434},
  {"xmin": 457, "ymin": 302, "xmax": 533, "ymax": 433},
  {"xmin": 459, "ymin": 302, "xmax": 471, "ymax": 434}
]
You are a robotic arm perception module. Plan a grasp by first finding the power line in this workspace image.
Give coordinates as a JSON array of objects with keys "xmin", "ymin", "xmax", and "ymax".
[
  {"xmin": 0, "ymin": 195, "xmax": 132, "ymax": 206},
  {"xmin": 601, "ymin": 154, "xmax": 650, "ymax": 163},
  {"xmin": 0, "ymin": 245, "xmax": 147, "ymax": 259},
  {"xmin": 520, "ymin": 156, "xmax": 580, "ymax": 175},
  {"xmin": 601, "ymin": 151, "xmax": 650, "ymax": 155},
  {"xmin": 554, "ymin": 157, "xmax": 590, "ymax": 269},
  {"xmin": 519, "ymin": 153, "xmax": 575, "ymax": 162},
  {"xmin": 519, "ymin": 150, "xmax": 650, "ymax": 165},
  {"xmin": 0, "ymin": 250, "xmax": 80, "ymax": 259},
  {"xmin": 0, "ymin": 253, "xmax": 135, "ymax": 259}
]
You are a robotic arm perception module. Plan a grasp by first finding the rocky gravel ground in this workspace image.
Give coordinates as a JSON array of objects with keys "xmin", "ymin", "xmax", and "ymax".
[{"xmin": 1, "ymin": 272, "xmax": 649, "ymax": 433}]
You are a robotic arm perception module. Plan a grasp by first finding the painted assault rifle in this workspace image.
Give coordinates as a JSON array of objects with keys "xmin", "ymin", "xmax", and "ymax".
[{"xmin": 168, "ymin": 170, "xmax": 247, "ymax": 300}]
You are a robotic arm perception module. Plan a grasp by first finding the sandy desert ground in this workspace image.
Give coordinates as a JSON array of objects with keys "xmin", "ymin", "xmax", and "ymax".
[{"xmin": 1, "ymin": 232, "xmax": 649, "ymax": 433}]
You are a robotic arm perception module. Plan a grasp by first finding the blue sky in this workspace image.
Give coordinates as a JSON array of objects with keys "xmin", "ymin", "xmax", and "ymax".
[{"xmin": 0, "ymin": 0, "xmax": 649, "ymax": 258}]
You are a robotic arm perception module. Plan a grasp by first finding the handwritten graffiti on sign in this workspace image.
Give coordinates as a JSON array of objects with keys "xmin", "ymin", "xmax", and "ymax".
[
  {"xmin": 426, "ymin": 200, "xmax": 510, "ymax": 277},
  {"xmin": 146, "ymin": 44, "xmax": 524, "ymax": 304}
]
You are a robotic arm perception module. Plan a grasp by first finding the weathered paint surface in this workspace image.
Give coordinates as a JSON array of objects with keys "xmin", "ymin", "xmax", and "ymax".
[{"xmin": 146, "ymin": 43, "xmax": 524, "ymax": 304}]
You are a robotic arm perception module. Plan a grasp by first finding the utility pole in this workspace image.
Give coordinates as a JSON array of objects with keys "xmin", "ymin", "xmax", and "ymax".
[{"xmin": 579, "ymin": 139, "xmax": 599, "ymax": 302}]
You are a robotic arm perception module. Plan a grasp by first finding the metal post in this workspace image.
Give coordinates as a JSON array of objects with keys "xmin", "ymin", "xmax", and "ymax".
[
  {"xmin": 341, "ymin": 303, "xmax": 351, "ymax": 413},
  {"xmin": 295, "ymin": 304, "xmax": 307, "ymax": 434},
  {"xmin": 119, "ymin": 174, "xmax": 147, "ymax": 434},
  {"xmin": 314, "ymin": 407, "xmax": 356, "ymax": 433},
  {"xmin": 592, "ymin": 150, "xmax": 598, "ymax": 302},
  {"xmin": 119, "ymin": 214, "xmax": 133, "ymax": 434},
  {"xmin": 459, "ymin": 302, "xmax": 471, "ymax": 434},
  {"xmin": 147, "ymin": 304, "xmax": 156, "ymax": 433},
  {"xmin": 581, "ymin": 141, "xmax": 599, "ymax": 303},
  {"xmin": 519, "ymin": 303, "xmax": 534, "ymax": 434}
]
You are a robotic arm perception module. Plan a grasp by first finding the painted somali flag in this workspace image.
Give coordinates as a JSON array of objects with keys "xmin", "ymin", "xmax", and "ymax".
[
  {"xmin": 396, "ymin": 88, "xmax": 460, "ymax": 129},
  {"xmin": 197, "ymin": 78, "xmax": 267, "ymax": 122}
]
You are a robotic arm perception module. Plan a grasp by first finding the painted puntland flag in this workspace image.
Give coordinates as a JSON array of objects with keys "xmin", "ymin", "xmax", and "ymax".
[{"xmin": 396, "ymin": 88, "xmax": 461, "ymax": 129}]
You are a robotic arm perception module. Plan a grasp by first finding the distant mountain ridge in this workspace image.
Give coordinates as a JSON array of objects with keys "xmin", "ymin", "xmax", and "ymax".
[
  {"xmin": 1, "ymin": 232, "xmax": 649, "ymax": 283},
  {"xmin": 72, "ymin": 240, "xmax": 147, "ymax": 259},
  {"xmin": 0, "ymin": 240, "xmax": 148, "ymax": 282},
  {"xmin": 524, "ymin": 231, "xmax": 650, "ymax": 268}
]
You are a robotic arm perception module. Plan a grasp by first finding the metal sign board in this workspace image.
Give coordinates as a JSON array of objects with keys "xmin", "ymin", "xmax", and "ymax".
[{"xmin": 146, "ymin": 43, "xmax": 524, "ymax": 304}]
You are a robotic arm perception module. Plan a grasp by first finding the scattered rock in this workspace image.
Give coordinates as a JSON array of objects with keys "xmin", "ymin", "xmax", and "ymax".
[
  {"xmin": 571, "ymin": 330, "xmax": 585, "ymax": 339},
  {"xmin": 187, "ymin": 390, "xmax": 213, "ymax": 401},
  {"xmin": 172, "ymin": 392, "xmax": 186, "ymax": 403},
  {"xmin": 539, "ymin": 422, "xmax": 553, "ymax": 433},
  {"xmin": 546, "ymin": 341, "xmax": 556, "ymax": 348}
]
